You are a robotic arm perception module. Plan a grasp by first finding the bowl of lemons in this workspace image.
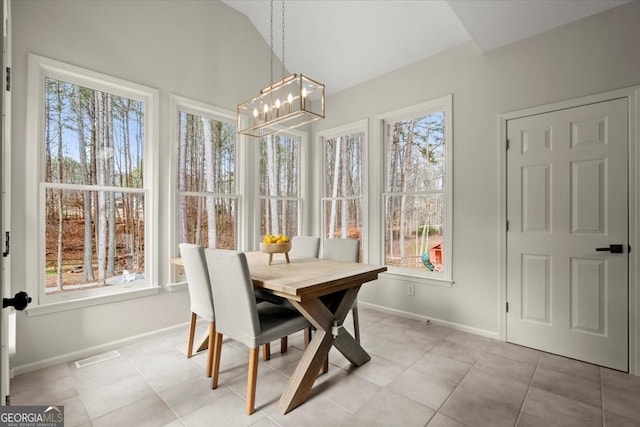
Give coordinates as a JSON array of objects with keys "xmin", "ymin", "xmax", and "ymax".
[{"xmin": 259, "ymin": 234, "xmax": 292, "ymax": 264}]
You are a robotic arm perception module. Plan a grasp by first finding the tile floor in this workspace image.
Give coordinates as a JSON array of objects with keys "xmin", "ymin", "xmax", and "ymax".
[{"xmin": 9, "ymin": 307, "xmax": 640, "ymax": 427}]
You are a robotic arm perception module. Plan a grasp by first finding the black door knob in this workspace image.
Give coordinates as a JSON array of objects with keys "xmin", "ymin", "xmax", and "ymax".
[{"xmin": 2, "ymin": 291, "xmax": 31, "ymax": 311}]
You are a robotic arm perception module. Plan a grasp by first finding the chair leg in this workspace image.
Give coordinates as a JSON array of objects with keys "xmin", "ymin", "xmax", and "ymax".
[
  {"xmin": 280, "ymin": 336, "xmax": 288, "ymax": 354},
  {"xmin": 211, "ymin": 332, "xmax": 223, "ymax": 389},
  {"xmin": 262, "ymin": 343, "xmax": 271, "ymax": 361},
  {"xmin": 352, "ymin": 306, "xmax": 360, "ymax": 344},
  {"xmin": 206, "ymin": 322, "xmax": 216, "ymax": 377},
  {"xmin": 246, "ymin": 348, "xmax": 259, "ymax": 415},
  {"xmin": 323, "ymin": 355, "xmax": 329, "ymax": 374},
  {"xmin": 186, "ymin": 312, "xmax": 197, "ymax": 358}
]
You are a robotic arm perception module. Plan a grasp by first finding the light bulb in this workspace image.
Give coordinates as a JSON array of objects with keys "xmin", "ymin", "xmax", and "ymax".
[
  {"xmin": 263, "ymin": 104, "xmax": 269, "ymax": 113},
  {"xmin": 275, "ymin": 98, "xmax": 281, "ymax": 108},
  {"xmin": 302, "ymin": 87, "xmax": 307, "ymax": 98},
  {"xmin": 287, "ymin": 93, "xmax": 293, "ymax": 103},
  {"xmin": 253, "ymin": 108, "xmax": 258, "ymax": 118}
]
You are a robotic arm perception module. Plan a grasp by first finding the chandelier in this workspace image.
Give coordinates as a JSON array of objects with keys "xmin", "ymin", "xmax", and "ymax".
[{"xmin": 237, "ymin": 0, "xmax": 325, "ymax": 137}]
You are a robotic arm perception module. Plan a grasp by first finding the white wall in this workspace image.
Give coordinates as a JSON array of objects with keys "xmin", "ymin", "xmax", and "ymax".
[
  {"xmin": 9, "ymin": 0, "xmax": 640, "ymax": 371},
  {"xmin": 10, "ymin": 0, "xmax": 276, "ymax": 370},
  {"xmin": 311, "ymin": 1, "xmax": 640, "ymax": 340}
]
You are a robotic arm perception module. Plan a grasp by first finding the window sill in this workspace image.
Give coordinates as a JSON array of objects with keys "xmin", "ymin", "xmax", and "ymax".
[
  {"xmin": 380, "ymin": 270, "xmax": 453, "ymax": 288},
  {"xmin": 166, "ymin": 281, "xmax": 188, "ymax": 292},
  {"xmin": 26, "ymin": 286, "xmax": 161, "ymax": 317}
]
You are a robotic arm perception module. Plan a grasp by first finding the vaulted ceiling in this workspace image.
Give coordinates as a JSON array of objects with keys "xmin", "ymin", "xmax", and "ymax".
[{"xmin": 222, "ymin": 0, "xmax": 630, "ymax": 94}]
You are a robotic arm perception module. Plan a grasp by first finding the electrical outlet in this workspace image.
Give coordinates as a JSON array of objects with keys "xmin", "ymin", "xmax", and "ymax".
[{"xmin": 406, "ymin": 284, "xmax": 415, "ymax": 296}]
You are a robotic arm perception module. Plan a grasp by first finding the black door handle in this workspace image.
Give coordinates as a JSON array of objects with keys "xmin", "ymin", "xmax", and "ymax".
[
  {"xmin": 596, "ymin": 244, "xmax": 624, "ymax": 254},
  {"xmin": 2, "ymin": 291, "xmax": 31, "ymax": 310}
]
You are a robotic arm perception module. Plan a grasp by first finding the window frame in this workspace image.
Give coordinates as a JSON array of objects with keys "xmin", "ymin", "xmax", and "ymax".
[
  {"xmin": 25, "ymin": 54, "xmax": 160, "ymax": 314},
  {"xmin": 168, "ymin": 95, "xmax": 241, "ymax": 289},
  {"xmin": 379, "ymin": 95, "xmax": 453, "ymax": 286},
  {"xmin": 318, "ymin": 119, "xmax": 368, "ymax": 262}
]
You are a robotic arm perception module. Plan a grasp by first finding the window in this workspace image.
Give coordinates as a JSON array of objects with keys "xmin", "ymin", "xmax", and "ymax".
[
  {"xmin": 320, "ymin": 120, "xmax": 367, "ymax": 261},
  {"xmin": 257, "ymin": 133, "xmax": 302, "ymax": 238},
  {"xmin": 175, "ymin": 106, "xmax": 238, "ymax": 249},
  {"xmin": 26, "ymin": 54, "xmax": 159, "ymax": 308},
  {"xmin": 381, "ymin": 95, "xmax": 452, "ymax": 282}
]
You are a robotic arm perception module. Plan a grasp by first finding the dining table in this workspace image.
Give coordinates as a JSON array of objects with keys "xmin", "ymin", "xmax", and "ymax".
[{"xmin": 172, "ymin": 251, "xmax": 387, "ymax": 414}]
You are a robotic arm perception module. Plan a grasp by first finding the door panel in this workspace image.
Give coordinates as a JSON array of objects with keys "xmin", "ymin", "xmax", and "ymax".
[{"xmin": 507, "ymin": 98, "xmax": 628, "ymax": 371}]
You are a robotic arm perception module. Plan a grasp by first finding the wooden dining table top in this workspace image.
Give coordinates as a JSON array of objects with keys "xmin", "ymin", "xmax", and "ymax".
[{"xmin": 172, "ymin": 251, "xmax": 387, "ymax": 302}]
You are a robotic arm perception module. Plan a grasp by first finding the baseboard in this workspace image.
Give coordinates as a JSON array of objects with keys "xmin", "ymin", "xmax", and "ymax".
[
  {"xmin": 10, "ymin": 322, "xmax": 189, "ymax": 376},
  {"xmin": 359, "ymin": 301, "xmax": 500, "ymax": 340}
]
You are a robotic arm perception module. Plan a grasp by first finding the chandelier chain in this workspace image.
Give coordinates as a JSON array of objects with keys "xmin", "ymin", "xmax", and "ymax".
[
  {"xmin": 281, "ymin": 0, "xmax": 285, "ymax": 79},
  {"xmin": 269, "ymin": 0, "xmax": 274, "ymax": 85}
]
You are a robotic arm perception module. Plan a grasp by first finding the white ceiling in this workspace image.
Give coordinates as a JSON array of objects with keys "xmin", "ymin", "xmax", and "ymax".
[{"xmin": 221, "ymin": 0, "xmax": 630, "ymax": 95}]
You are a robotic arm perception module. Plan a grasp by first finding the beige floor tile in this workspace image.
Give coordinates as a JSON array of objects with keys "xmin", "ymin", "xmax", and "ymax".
[
  {"xmin": 444, "ymin": 330, "xmax": 492, "ymax": 350},
  {"xmin": 431, "ymin": 340, "xmax": 483, "ymax": 366},
  {"xmin": 10, "ymin": 363, "xmax": 72, "ymax": 392},
  {"xmin": 10, "ymin": 374, "xmax": 78, "ymax": 406},
  {"xmin": 136, "ymin": 355, "xmax": 205, "ymax": 392},
  {"xmin": 371, "ymin": 339, "xmax": 428, "ymax": 367},
  {"xmin": 310, "ymin": 368, "xmax": 381, "ymax": 413},
  {"xmin": 80, "ymin": 375, "xmax": 155, "ymax": 419},
  {"xmin": 224, "ymin": 367, "xmax": 292, "ymax": 412},
  {"xmin": 485, "ymin": 341, "xmax": 540, "ymax": 365},
  {"xmin": 354, "ymin": 389, "xmax": 435, "ymax": 427},
  {"xmin": 519, "ymin": 387, "xmax": 601, "ymax": 427},
  {"xmin": 604, "ymin": 410, "xmax": 640, "ymax": 427},
  {"xmin": 338, "ymin": 414, "xmax": 393, "ymax": 427},
  {"xmin": 263, "ymin": 393, "xmax": 354, "ymax": 427},
  {"xmin": 387, "ymin": 367, "xmax": 456, "ymax": 410},
  {"xmin": 180, "ymin": 389, "xmax": 268, "ymax": 426},
  {"xmin": 72, "ymin": 355, "xmax": 141, "ymax": 394},
  {"xmin": 427, "ymin": 413, "xmax": 469, "ymax": 427},
  {"xmin": 532, "ymin": 367, "xmax": 601, "ymax": 408},
  {"xmin": 412, "ymin": 352, "xmax": 472, "ymax": 385},
  {"xmin": 439, "ymin": 368, "xmax": 527, "ymax": 427},
  {"xmin": 346, "ymin": 354, "xmax": 406, "ymax": 387},
  {"xmin": 602, "ymin": 368, "xmax": 640, "ymax": 422},
  {"xmin": 159, "ymin": 375, "xmax": 227, "ymax": 417},
  {"xmin": 91, "ymin": 394, "xmax": 177, "ymax": 427},
  {"xmin": 538, "ymin": 352, "xmax": 600, "ymax": 384},
  {"xmin": 59, "ymin": 395, "xmax": 91, "ymax": 427},
  {"xmin": 474, "ymin": 351, "xmax": 537, "ymax": 385}
]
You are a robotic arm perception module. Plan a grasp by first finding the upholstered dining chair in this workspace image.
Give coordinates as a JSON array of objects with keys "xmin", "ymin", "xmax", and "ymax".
[
  {"xmin": 180, "ymin": 243, "xmax": 286, "ymax": 372},
  {"xmin": 179, "ymin": 243, "xmax": 216, "ymax": 377},
  {"xmin": 289, "ymin": 236, "xmax": 321, "ymax": 259},
  {"xmin": 205, "ymin": 249, "xmax": 311, "ymax": 415},
  {"xmin": 322, "ymin": 238, "xmax": 361, "ymax": 343}
]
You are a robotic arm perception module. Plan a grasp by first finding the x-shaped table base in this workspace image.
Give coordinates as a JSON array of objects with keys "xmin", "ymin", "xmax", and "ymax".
[{"xmin": 277, "ymin": 285, "xmax": 370, "ymax": 414}]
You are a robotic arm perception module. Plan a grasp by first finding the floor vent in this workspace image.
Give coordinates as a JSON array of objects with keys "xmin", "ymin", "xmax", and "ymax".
[{"xmin": 74, "ymin": 350, "xmax": 120, "ymax": 368}]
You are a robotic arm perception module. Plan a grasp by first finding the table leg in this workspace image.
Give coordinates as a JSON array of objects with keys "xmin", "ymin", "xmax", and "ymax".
[
  {"xmin": 277, "ymin": 286, "xmax": 370, "ymax": 414},
  {"xmin": 196, "ymin": 333, "xmax": 210, "ymax": 352}
]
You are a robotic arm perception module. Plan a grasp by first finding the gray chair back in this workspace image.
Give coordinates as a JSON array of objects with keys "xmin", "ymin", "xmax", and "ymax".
[
  {"xmin": 204, "ymin": 249, "xmax": 260, "ymax": 347},
  {"xmin": 322, "ymin": 238, "xmax": 360, "ymax": 263},
  {"xmin": 179, "ymin": 243, "xmax": 214, "ymax": 322},
  {"xmin": 290, "ymin": 236, "xmax": 320, "ymax": 259}
]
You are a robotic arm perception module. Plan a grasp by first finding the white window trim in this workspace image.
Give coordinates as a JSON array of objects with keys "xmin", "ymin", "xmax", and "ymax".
[
  {"xmin": 167, "ymin": 95, "xmax": 241, "ymax": 288},
  {"xmin": 378, "ymin": 94, "xmax": 453, "ymax": 285},
  {"xmin": 318, "ymin": 119, "xmax": 369, "ymax": 262},
  {"xmin": 25, "ymin": 54, "xmax": 160, "ymax": 314},
  {"xmin": 253, "ymin": 129, "xmax": 309, "ymax": 248}
]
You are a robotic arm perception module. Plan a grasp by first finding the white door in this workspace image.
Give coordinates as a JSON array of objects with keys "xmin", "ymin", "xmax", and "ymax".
[{"xmin": 506, "ymin": 98, "xmax": 629, "ymax": 371}]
